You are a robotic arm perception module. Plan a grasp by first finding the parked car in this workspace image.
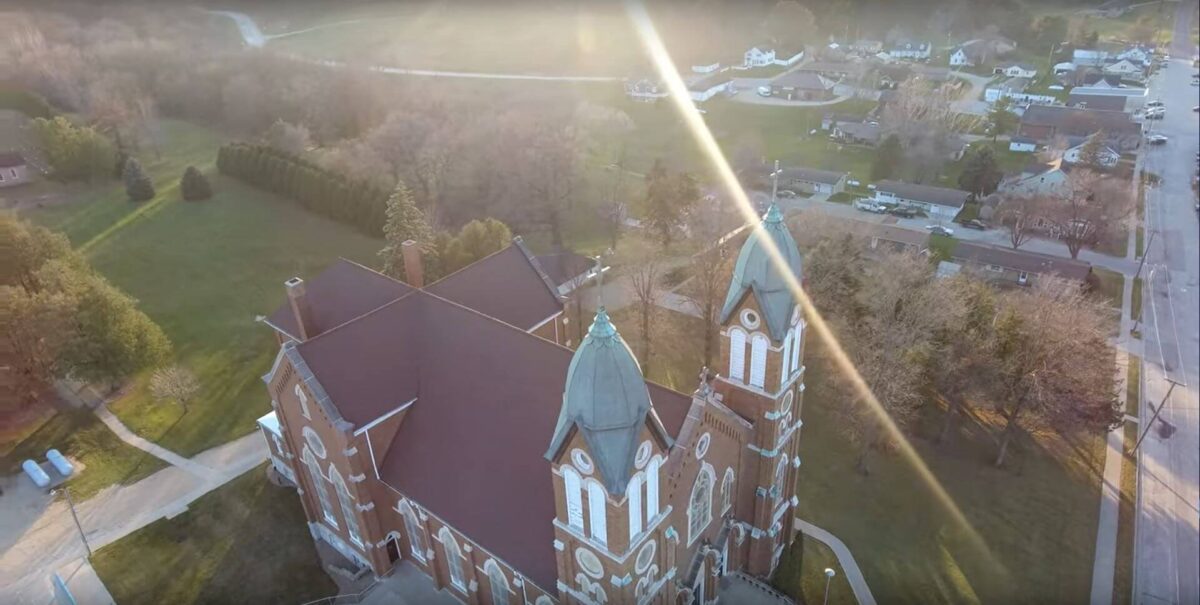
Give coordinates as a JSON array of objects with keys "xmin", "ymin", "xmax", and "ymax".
[
  {"xmin": 757, "ymin": 86, "xmax": 772, "ymax": 97},
  {"xmin": 777, "ymin": 189, "xmax": 797, "ymax": 198},
  {"xmin": 1147, "ymin": 100, "xmax": 1165, "ymax": 108},
  {"xmin": 1147, "ymin": 134, "xmax": 1169, "ymax": 145},
  {"xmin": 926, "ymin": 224, "xmax": 955, "ymax": 236},
  {"xmin": 962, "ymin": 219, "xmax": 988, "ymax": 230},
  {"xmin": 854, "ymin": 199, "xmax": 886, "ymax": 213}
]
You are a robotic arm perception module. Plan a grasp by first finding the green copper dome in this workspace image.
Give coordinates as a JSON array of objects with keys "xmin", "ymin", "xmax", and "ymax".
[
  {"xmin": 719, "ymin": 203, "xmax": 803, "ymax": 342},
  {"xmin": 545, "ymin": 308, "xmax": 659, "ymax": 494}
]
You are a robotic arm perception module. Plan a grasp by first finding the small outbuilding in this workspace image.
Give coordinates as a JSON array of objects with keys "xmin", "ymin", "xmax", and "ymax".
[{"xmin": 0, "ymin": 151, "xmax": 29, "ymax": 188}]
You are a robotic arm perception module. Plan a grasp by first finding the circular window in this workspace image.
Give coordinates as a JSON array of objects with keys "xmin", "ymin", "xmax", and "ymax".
[
  {"xmin": 635, "ymin": 540, "xmax": 656, "ymax": 574},
  {"xmin": 302, "ymin": 426, "xmax": 326, "ymax": 459},
  {"xmin": 575, "ymin": 548, "xmax": 603, "ymax": 579},
  {"xmin": 781, "ymin": 391, "xmax": 794, "ymax": 416},
  {"xmin": 571, "ymin": 449, "xmax": 594, "ymax": 474},
  {"xmin": 740, "ymin": 309, "xmax": 760, "ymax": 329},
  {"xmin": 695, "ymin": 432, "xmax": 711, "ymax": 459},
  {"xmin": 635, "ymin": 441, "xmax": 652, "ymax": 469}
]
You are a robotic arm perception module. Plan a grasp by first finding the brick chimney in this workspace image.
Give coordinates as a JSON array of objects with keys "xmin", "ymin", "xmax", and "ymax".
[
  {"xmin": 400, "ymin": 240, "xmax": 424, "ymax": 288},
  {"xmin": 285, "ymin": 277, "xmax": 315, "ymax": 341}
]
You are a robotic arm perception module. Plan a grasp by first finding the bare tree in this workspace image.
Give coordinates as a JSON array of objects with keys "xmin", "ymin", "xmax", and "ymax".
[
  {"xmin": 150, "ymin": 364, "xmax": 200, "ymax": 413},
  {"xmin": 503, "ymin": 114, "xmax": 581, "ymax": 248},
  {"xmin": 367, "ymin": 108, "xmax": 459, "ymax": 223},
  {"xmin": 881, "ymin": 78, "xmax": 981, "ymax": 182},
  {"xmin": 990, "ymin": 279, "xmax": 1120, "ymax": 466},
  {"xmin": 996, "ymin": 194, "xmax": 1046, "ymax": 249},
  {"xmin": 927, "ymin": 277, "xmax": 998, "ymax": 445},
  {"xmin": 264, "ymin": 119, "xmax": 313, "ymax": 155},
  {"xmin": 628, "ymin": 255, "xmax": 663, "ymax": 376},
  {"xmin": 1044, "ymin": 168, "xmax": 1132, "ymax": 259}
]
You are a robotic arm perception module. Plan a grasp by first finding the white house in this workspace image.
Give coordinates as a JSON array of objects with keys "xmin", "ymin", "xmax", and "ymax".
[
  {"xmin": 687, "ymin": 73, "xmax": 733, "ymax": 102},
  {"xmin": 625, "ymin": 78, "xmax": 668, "ymax": 102},
  {"xmin": 0, "ymin": 152, "xmax": 30, "ymax": 188},
  {"xmin": 744, "ymin": 45, "xmax": 776, "ymax": 67},
  {"xmin": 873, "ymin": 180, "xmax": 970, "ymax": 221},
  {"xmin": 949, "ymin": 41, "xmax": 987, "ymax": 67},
  {"xmin": 1009, "ymin": 136, "xmax": 1038, "ymax": 152},
  {"xmin": 691, "ymin": 61, "xmax": 722, "ymax": 74},
  {"xmin": 996, "ymin": 62, "xmax": 1038, "ymax": 78},
  {"xmin": 1063, "ymin": 141, "xmax": 1120, "ymax": 167},
  {"xmin": 1103, "ymin": 59, "xmax": 1145, "ymax": 80},
  {"xmin": 985, "ymin": 78, "xmax": 1057, "ymax": 105},
  {"xmin": 773, "ymin": 48, "xmax": 805, "ymax": 66},
  {"xmin": 889, "ymin": 40, "xmax": 931, "ymax": 60},
  {"xmin": 1117, "ymin": 45, "xmax": 1153, "ymax": 65},
  {"xmin": 1054, "ymin": 61, "xmax": 1076, "ymax": 74},
  {"xmin": 999, "ymin": 161, "xmax": 1070, "ymax": 197},
  {"xmin": 1073, "ymin": 49, "xmax": 1108, "ymax": 66}
]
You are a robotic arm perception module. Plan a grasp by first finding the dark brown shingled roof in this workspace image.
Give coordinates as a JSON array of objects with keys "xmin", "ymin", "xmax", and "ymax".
[
  {"xmin": 952, "ymin": 241, "xmax": 1092, "ymax": 282},
  {"xmin": 296, "ymin": 290, "xmax": 691, "ymax": 592},
  {"xmin": 265, "ymin": 259, "xmax": 413, "ymax": 340},
  {"xmin": 426, "ymin": 241, "xmax": 563, "ymax": 331}
]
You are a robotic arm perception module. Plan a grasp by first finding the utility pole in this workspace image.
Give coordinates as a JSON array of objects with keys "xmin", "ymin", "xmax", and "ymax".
[
  {"xmin": 1133, "ymin": 229, "xmax": 1156, "ymax": 281},
  {"xmin": 57, "ymin": 487, "xmax": 92, "ymax": 558},
  {"xmin": 1134, "ymin": 378, "xmax": 1183, "ymax": 452}
]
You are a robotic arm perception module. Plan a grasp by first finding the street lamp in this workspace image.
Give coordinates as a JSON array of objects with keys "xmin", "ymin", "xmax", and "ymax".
[
  {"xmin": 52, "ymin": 487, "xmax": 92, "ymax": 559},
  {"xmin": 823, "ymin": 567, "xmax": 837, "ymax": 605}
]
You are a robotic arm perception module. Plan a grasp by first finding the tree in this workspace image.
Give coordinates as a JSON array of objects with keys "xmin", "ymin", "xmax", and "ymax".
[
  {"xmin": 263, "ymin": 120, "xmax": 313, "ymax": 155},
  {"xmin": 987, "ymin": 97, "xmax": 1017, "ymax": 142},
  {"xmin": 1075, "ymin": 131, "xmax": 1108, "ymax": 170},
  {"xmin": 684, "ymin": 243, "xmax": 734, "ymax": 370},
  {"xmin": 996, "ymin": 194, "xmax": 1046, "ymax": 249},
  {"xmin": 150, "ymin": 365, "xmax": 200, "ymax": 413},
  {"xmin": 31, "ymin": 116, "xmax": 115, "ymax": 182},
  {"xmin": 957, "ymin": 145, "xmax": 1002, "ymax": 196},
  {"xmin": 122, "ymin": 157, "xmax": 155, "ymax": 202},
  {"xmin": 378, "ymin": 183, "xmax": 436, "ymax": 281},
  {"xmin": 628, "ymin": 255, "xmax": 663, "ymax": 376},
  {"xmin": 442, "ymin": 218, "xmax": 512, "ymax": 274},
  {"xmin": 924, "ymin": 277, "xmax": 997, "ymax": 445},
  {"xmin": 1044, "ymin": 169, "xmax": 1132, "ymax": 259},
  {"xmin": 764, "ymin": 1, "xmax": 817, "ymax": 51},
  {"xmin": 871, "ymin": 135, "xmax": 903, "ymax": 181},
  {"xmin": 990, "ymin": 280, "xmax": 1120, "ymax": 466},
  {"xmin": 642, "ymin": 160, "xmax": 699, "ymax": 250},
  {"xmin": 1031, "ymin": 15, "xmax": 1068, "ymax": 52},
  {"xmin": 882, "ymin": 79, "xmax": 982, "ymax": 183},
  {"xmin": 367, "ymin": 109, "xmax": 459, "ymax": 223},
  {"xmin": 180, "ymin": 166, "xmax": 212, "ymax": 201},
  {"xmin": 1069, "ymin": 17, "xmax": 1099, "ymax": 49},
  {"xmin": 0, "ymin": 284, "xmax": 73, "ymax": 409},
  {"xmin": 0, "ymin": 214, "xmax": 81, "ymax": 292}
]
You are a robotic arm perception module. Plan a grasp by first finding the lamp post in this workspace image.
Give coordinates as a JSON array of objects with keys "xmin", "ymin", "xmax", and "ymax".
[
  {"xmin": 823, "ymin": 567, "xmax": 837, "ymax": 605},
  {"xmin": 53, "ymin": 486, "xmax": 92, "ymax": 559}
]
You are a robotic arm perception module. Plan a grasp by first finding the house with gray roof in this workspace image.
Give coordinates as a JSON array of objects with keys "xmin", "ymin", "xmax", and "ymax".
[
  {"xmin": 777, "ymin": 166, "xmax": 848, "ymax": 195},
  {"xmin": 872, "ymin": 180, "xmax": 971, "ymax": 221},
  {"xmin": 951, "ymin": 241, "xmax": 1092, "ymax": 288}
]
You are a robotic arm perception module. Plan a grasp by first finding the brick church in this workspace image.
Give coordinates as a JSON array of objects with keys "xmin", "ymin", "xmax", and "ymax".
[{"xmin": 256, "ymin": 203, "xmax": 807, "ymax": 604}]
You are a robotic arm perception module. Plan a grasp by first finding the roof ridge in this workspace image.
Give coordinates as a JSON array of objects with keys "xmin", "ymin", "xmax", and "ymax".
[
  {"xmin": 296, "ymin": 287, "xmax": 422, "ymax": 346},
  {"xmin": 511, "ymin": 236, "xmax": 567, "ymax": 302}
]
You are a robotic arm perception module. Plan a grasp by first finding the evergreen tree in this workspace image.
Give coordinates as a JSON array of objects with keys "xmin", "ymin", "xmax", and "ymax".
[
  {"xmin": 641, "ymin": 159, "xmax": 699, "ymax": 250},
  {"xmin": 871, "ymin": 135, "xmax": 903, "ymax": 181},
  {"xmin": 180, "ymin": 166, "xmax": 213, "ymax": 201},
  {"xmin": 122, "ymin": 157, "xmax": 156, "ymax": 202},
  {"xmin": 957, "ymin": 146, "xmax": 1002, "ymax": 196},
  {"xmin": 379, "ymin": 183, "xmax": 436, "ymax": 281}
]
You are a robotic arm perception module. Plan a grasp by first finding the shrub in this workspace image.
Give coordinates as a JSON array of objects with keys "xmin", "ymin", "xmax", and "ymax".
[
  {"xmin": 180, "ymin": 166, "xmax": 213, "ymax": 201},
  {"xmin": 122, "ymin": 158, "xmax": 156, "ymax": 202}
]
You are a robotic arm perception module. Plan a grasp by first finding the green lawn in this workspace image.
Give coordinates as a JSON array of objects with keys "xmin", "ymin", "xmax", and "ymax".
[
  {"xmin": 92, "ymin": 464, "xmax": 337, "ymax": 605},
  {"xmin": 798, "ymin": 351, "xmax": 1105, "ymax": 604},
  {"xmin": 1092, "ymin": 267, "xmax": 1125, "ymax": 313},
  {"xmin": 1113, "ymin": 354, "xmax": 1141, "ymax": 605},
  {"xmin": 1135, "ymin": 226, "xmax": 1145, "ymax": 258},
  {"xmin": 773, "ymin": 532, "xmax": 854, "ymax": 605},
  {"xmin": 0, "ymin": 409, "xmax": 165, "ymax": 501},
  {"xmin": 1131, "ymin": 277, "xmax": 1143, "ymax": 326},
  {"xmin": 929, "ymin": 233, "xmax": 956, "ymax": 263},
  {"xmin": 27, "ymin": 120, "xmax": 383, "ymax": 457}
]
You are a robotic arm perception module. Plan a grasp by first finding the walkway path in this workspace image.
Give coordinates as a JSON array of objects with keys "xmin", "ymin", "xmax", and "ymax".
[
  {"xmin": 92, "ymin": 405, "xmax": 219, "ymax": 481},
  {"xmin": 794, "ymin": 518, "xmax": 876, "ymax": 605}
]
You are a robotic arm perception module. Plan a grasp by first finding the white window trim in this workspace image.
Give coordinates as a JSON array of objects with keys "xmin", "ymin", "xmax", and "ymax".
[
  {"xmin": 399, "ymin": 500, "xmax": 426, "ymax": 562},
  {"xmin": 330, "ymin": 466, "xmax": 362, "ymax": 547},
  {"xmin": 295, "ymin": 383, "xmax": 311, "ymax": 419},
  {"xmin": 440, "ymin": 527, "xmax": 468, "ymax": 591},
  {"xmin": 563, "ymin": 466, "xmax": 585, "ymax": 530},
  {"xmin": 303, "ymin": 447, "xmax": 337, "ymax": 528},
  {"xmin": 728, "ymin": 327, "xmax": 747, "ymax": 382},
  {"xmin": 749, "ymin": 333, "xmax": 769, "ymax": 388},
  {"xmin": 687, "ymin": 463, "xmax": 715, "ymax": 546},
  {"xmin": 586, "ymin": 479, "xmax": 608, "ymax": 547}
]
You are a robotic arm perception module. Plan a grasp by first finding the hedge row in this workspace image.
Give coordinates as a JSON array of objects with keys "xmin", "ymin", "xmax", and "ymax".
[{"xmin": 216, "ymin": 144, "xmax": 387, "ymax": 236}]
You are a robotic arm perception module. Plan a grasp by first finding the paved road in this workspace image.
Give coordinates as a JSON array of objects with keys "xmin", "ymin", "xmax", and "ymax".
[{"xmin": 1134, "ymin": 1, "xmax": 1200, "ymax": 603}]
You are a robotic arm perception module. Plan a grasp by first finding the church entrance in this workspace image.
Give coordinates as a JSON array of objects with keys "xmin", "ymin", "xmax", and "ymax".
[{"xmin": 386, "ymin": 536, "xmax": 401, "ymax": 565}]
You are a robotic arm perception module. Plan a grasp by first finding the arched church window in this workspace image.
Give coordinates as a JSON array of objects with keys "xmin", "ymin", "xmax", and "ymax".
[
  {"xmin": 330, "ymin": 465, "xmax": 362, "ymax": 547},
  {"xmin": 399, "ymin": 500, "xmax": 425, "ymax": 561},
  {"xmin": 627, "ymin": 472, "xmax": 643, "ymax": 541},
  {"xmin": 587, "ymin": 480, "xmax": 608, "ymax": 546},
  {"xmin": 647, "ymin": 456, "xmax": 662, "ymax": 519},
  {"xmin": 303, "ymin": 447, "xmax": 337, "ymax": 527},
  {"xmin": 774, "ymin": 458, "xmax": 788, "ymax": 503},
  {"xmin": 791, "ymin": 321, "xmax": 803, "ymax": 374},
  {"xmin": 439, "ymin": 527, "xmax": 466, "ymax": 591},
  {"xmin": 295, "ymin": 383, "xmax": 310, "ymax": 418},
  {"xmin": 485, "ymin": 559, "xmax": 509, "ymax": 605},
  {"xmin": 721, "ymin": 468, "xmax": 735, "ymax": 513},
  {"xmin": 780, "ymin": 330, "xmax": 793, "ymax": 388},
  {"xmin": 563, "ymin": 466, "xmax": 585, "ymax": 531},
  {"xmin": 728, "ymin": 328, "xmax": 746, "ymax": 382},
  {"xmin": 749, "ymin": 333, "xmax": 769, "ymax": 388},
  {"xmin": 688, "ymin": 464, "xmax": 715, "ymax": 545}
]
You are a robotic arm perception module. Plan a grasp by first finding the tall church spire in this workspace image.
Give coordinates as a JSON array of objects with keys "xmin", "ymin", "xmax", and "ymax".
[{"xmin": 719, "ymin": 203, "xmax": 803, "ymax": 343}]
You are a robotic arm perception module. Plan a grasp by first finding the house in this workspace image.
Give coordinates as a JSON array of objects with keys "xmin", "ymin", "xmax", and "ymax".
[
  {"xmin": 535, "ymin": 251, "xmax": 599, "ymax": 296},
  {"xmin": 0, "ymin": 152, "xmax": 29, "ymax": 188},
  {"xmin": 889, "ymin": 40, "xmax": 931, "ymax": 60},
  {"xmin": 1063, "ymin": 140, "xmax": 1120, "ymax": 168},
  {"xmin": 1103, "ymin": 59, "xmax": 1146, "ymax": 80},
  {"xmin": 625, "ymin": 78, "xmax": 668, "ymax": 103},
  {"xmin": 1067, "ymin": 85, "xmax": 1148, "ymax": 112},
  {"xmin": 984, "ymin": 77, "xmax": 1056, "ymax": 106},
  {"xmin": 865, "ymin": 224, "xmax": 930, "ymax": 255},
  {"xmin": 256, "ymin": 207, "xmax": 810, "ymax": 605},
  {"xmin": 951, "ymin": 241, "xmax": 1092, "ymax": 288},
  {"xmin": 687, "ymin": 73, "xmax": 733, "ymax": 102},
  {"xmin": 995, "ymin": 62, "xmax": 1038, "ymax": 78},
  {"xmin": 949, "ymin": 40, "xmax": 989, "ymax": 67},
  {"xmin": 1117, "ymin": 45, "xmax": 1153, "ymax": 65},
  {"xmin": 1081, "ymin": 73, "xmax": 1124, "ymax": 88},
  {"xmin": 1067, "ymin": 92, "xmax": 1130, "ymax": 112},
  {"xmin": 1073, "ymin": 49, "xmax": 1109, "ymax": 66},
  {"xmin": 769, "ymin": 71, "xmax": 835, "ymax": 101},
  {"xmin": 998, "ymin": 160, "xmax": 1071, "ymax": 196},
  {"xmin": 872, "ymin": 180, "xmax": 971, "ymax": 221},
  {"xmin": 1053, "ymin": 61, "xmax": 1076, "ymax": 74},
  {"xmin": 1017, "ymin": 105, "xmax": 1142, "ymax": 151},
  {"xmin": 850, "ymin": 39, "xmax": 883, "ymax": 54},
  {"xmin": 691, "ymin": 60, "xmax": 722, "ymax": 74},
  {"xmin": 773, "ymin": 48, "xmax": 805, "ymax": 67},
  {"xmin": 831, "ymin": 121, "xmax": 881, "ymax": 146},
  {"xmin": 1009, "ymin": 136, "xmax": 1038, "ymax": 152},
  {"xmin": 776, "ymin": 166, "xmax": 848, "ymax": 195},
  {"xmin": 744, "ymin": 44, "xmax": 776, "ymax": 67}
]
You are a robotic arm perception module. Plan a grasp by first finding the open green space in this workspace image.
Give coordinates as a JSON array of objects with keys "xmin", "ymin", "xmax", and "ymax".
[
  {"xmin": 773, "ymin": 532, "xmax": 854, "ymax": 605},
  {"xmin": 27, "ymin": 120, "xmax": 383, "ymax": 457},
  {"xmin": 1092, "ymin": 267, "xmax": 1126, "ymax": 312},
  {"xmin": 1113, "ymin": 354, "xmax": 1141, "ymax": 605},
  {"xmin": 1135, "ymin": 226, "xmax": 1145, "ymax": 258},
  {"xmin": 798, "ymin": 351, "xmax": 1105, "ymax": 604},
  {"xmin": 928, "ymin": 233, "xmax": 957, "ymax": 263},
  {"xmin": 0, "ymin": 409, "xmax": 165, "ymax": 501},
  {"xmin": 1131, "ymin": 277, "xmax": 1143, "ymax": 326},
  {"xmin": 92, "ymin": 464, "xmax": 337, "ymax": 605}
]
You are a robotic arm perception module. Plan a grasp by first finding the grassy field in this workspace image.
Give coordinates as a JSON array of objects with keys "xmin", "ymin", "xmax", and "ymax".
[
  {"xmin": 1093, "ymin": 267, "xmax": 1126, "ymax": 312},
  {"xmin": 1113, "ymin": 354, "xmax": 1141, "ymax": 605},
  {"xmin": 798, "ymin": 350, "xmax": 1106, "ymax": 604},
  {"xmin": 0, "ymin": 409, "xmax": 165, "ymax": 501},
  {"xmin": 92, "ymin": 464, "xmax": 337, "ymax": 605},
  {"xmin": 929, "ymin": 233, "xmax": 957, "ymax": 263},
  {"xmin": 772, "ymin": 532, "xmax": 854, "ymax": 605},
  {"xmin": 26, "ymin": 120, "xmax": 383, "ymax": 457}
]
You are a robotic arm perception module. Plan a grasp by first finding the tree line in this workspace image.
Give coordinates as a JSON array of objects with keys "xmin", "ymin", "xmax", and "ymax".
[{"xmin": 216, "ymin": 143, "xmax": 390, "ymax": 237}]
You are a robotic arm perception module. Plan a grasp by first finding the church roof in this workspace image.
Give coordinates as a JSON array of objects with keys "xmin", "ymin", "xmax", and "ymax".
[
  {"xmin": 264, "ymin": 259, "xmax": 413, "ymax": 340},
  {"xmin": 545, "ymin": 308, "xmax": 671, "ymax": 495},
  {"xmin": 719, "ymin": 204, "xmax": 803, "ymax": 342},
  {"xmin": 426, "ymin": 238, "xmax": 563, "ymax": 329},
  {"xmin": 275, "ymin": 268, "xmax": 692, "ymax": 592}
]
